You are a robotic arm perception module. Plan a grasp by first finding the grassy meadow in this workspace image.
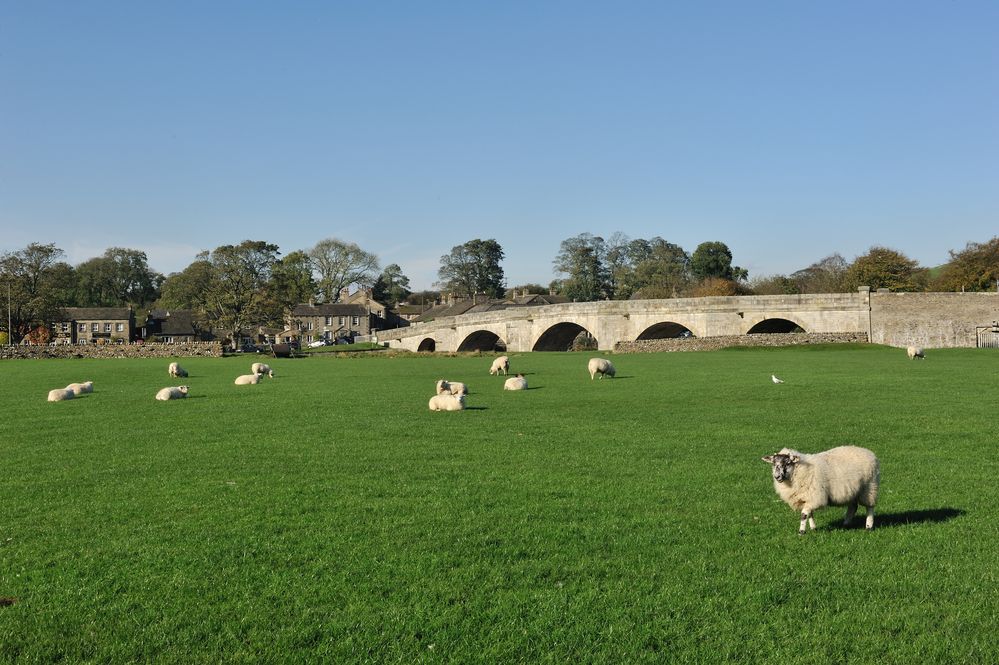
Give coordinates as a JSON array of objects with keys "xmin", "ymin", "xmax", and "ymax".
[{"xmin": 0, "ymin": 346, "xmax": 997, "ymax": 663}]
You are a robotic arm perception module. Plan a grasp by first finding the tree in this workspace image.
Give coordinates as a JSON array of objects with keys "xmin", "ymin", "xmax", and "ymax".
[
  {"xmin": 748, "ymin": 274, "xmax": 801, "ymax": 295},
  {"xmin": 308, "ymin": 238, "xmax": 379, "ymax": 303},
  {"xmin": 0, "ymin": 243, "xmax": 71, "ymax": 342},
  {"xmin": 371, "ymin": 264, "xmax": 411, "ymax": 306},
  {"xmin": 74, "ymin": 247, "xmax": 162, "ymax": 307},
  {"xmin": 630, "ymin": 237, "xmax": 691, "ymax": 299},
  {"xmin": 201, "ymin": 241, "xmax": 280, "ymax": 349},
  {"xmin": 437, "ymin": 239, "xmax": 505, "ymax": 299},
  {"xmin": 845, "ymin": 246, "xmax": 927, "ymax": 292},
  {"xmin": 505, "ymin": 283, "xmax": 548, "ymax": 299},
  {"xmin": 691, "ymin": 241, "xmax": 745, "ymax": 281},
  {"xmin": 267, "ymin": 250, "xmax": 317, "ymax": 316},
  {"xmin": 790, "ymin": 254, "xmax": 849, "ymax": 293},
  {"xmin": 932, "ymin": 236, "xmax": 999, "ymax": 292},
  {"xmin": 158, "ymin": 254, "xmax": 214, "ymax": 311},
  {"xmin": 552, "ymin": 233, "xmax": 608, "ymax": 302}
]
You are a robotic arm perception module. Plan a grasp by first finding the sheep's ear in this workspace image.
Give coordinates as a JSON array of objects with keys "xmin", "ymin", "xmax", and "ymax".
[
  {"xmin": 788, "ymin": 454, "xmax": 800, "ymax": 464},
  {"xmin": 761, "ymin": 455, "xmax": 775, "ymax": 464}
]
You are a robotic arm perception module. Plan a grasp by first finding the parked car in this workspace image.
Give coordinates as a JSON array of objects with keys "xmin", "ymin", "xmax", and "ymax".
[{"xmin": 308, "ymin": 339, "xmax": 327, "ymax": 348}]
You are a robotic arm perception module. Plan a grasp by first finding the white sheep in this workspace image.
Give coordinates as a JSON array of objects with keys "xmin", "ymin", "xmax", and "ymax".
[
  {"xmin": 65, "ymin": 381, "xmax": 94, "ymax": 396},
  {"xmin": 588, "ymin": 357, "xmax": 616, "ymax": 380},
  {"xmin": 234, "ymin": 373, "xmax": 262, "ymax": 385},
  {"xmin": 251, "ymin": 362, "xmax": 274, "ymax": 377},
  {"xmin": 428, "ymin": 393, "xmax": 466, "ymax": 411},
  {"xmin": 906, "ymin": 346, "xmax": 925, "ymax": 360},
  {"xmin": 489, "ymin": 356, "xmax": 510, "ymax": 376},
  {"xmin": 503, "ymin": 374, "xmax": 528, "ymax": 391},
  {"xmin": 168, "ymin": 362, "xmax": 188, "ymax": 378},
  {"xmin": 47, "ymin": 388, "xmax": 74, "ymax": 402},
  {"xmin": 762, "ymin": 445, "xmax": 880, "ymax": 535},
  {"xmin": 155, "ymin": 385, "xmax": 189, "ymax": 401},
  {"xmin": 436, "ymin": 379, "xmax": 467, "ymax": 396}
]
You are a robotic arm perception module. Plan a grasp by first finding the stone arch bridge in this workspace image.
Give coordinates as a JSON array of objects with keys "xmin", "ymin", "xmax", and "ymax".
[{"xmin": 378, "ymin": 292, "xmax": 873, "ymax": 352}]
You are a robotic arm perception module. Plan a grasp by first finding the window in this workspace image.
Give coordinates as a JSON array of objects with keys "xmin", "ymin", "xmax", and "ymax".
[
  {"xmin": 352, "ymin": 316, "xmax": 359, "ymax": 326},
  {"xmin": 104, "ymin": 323, "xmax": 112, "ymax": 332},
  {"xmin": 325, "ymin": 316, "xmax": 332, "ymax": 326},
  {"xmin": 338, "ymin": 316, "xmax": 345, "ymax": 325},
  {"xmin": 78, "ymin": 323, "xmax": 86, "ymax": 332},
  {"xmin": 308, "ymin": 321, "xmax": 314, "ymax": 331},
  {"xmin": 91, "ymin": 323, "xmax": 99, "ymax": 332},
  {"xmin": 62, "ymin": 323, "xmax": 69, "ymax": 332},
  {"xmin": 116, "ymin": 323, "xmax": 124, "ymax": 332}
]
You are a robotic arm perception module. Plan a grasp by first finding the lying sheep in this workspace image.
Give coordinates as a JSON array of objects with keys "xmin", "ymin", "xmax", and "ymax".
[
  {"xmin": 251, "ymin": 362, "xmax": 274, "ymax": 377},
  {"xmin": 65, "ymin": 381, "xmax": 94, "ymax": 396},
  {"xmin": 762, "ymin": 445, "xmax": 880, "ymax": 534},
  {"xmin": 47, "ymin": 388, "xmax": 74, "ymax": 402},
  {"xmin": 436, "ymin": 379, "xmax": 467, "ymax": 396},
  {"xmin": 906, "ymin": 346, "xmax": 925, "ymax": 360},
  {"xmin": 428, "ymin": 393, "xmax": 466, "ymax": 411},
  {"xmin": 503, "ymin": 374, "xmax": 528, "ymax": 391},
  {"xmin": 588, "ymin": 357, "xmax": 616, "ymax": 380},
  {"xmin": 168, "ymin": 362, "xmax": 188, "ymax": 378},
  {"xmin": 155, "ymin": 385, "xmax": 189, "ymax": 401},
  {"xmin": 489, "ymin": 356, "xmax": 510, "ymax": 376},
  {"xmin": 234, "ymin": 373, "xmax": 262, "ymax": 385}
]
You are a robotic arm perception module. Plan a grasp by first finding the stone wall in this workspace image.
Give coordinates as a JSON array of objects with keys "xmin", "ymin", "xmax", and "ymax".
[
  {"xmin": 0, "ymin": 341, "xmax": 223, "ymax": 360},
  {"xmin": 615, "ymin": 332, "xmax": 868, "ymax": 353},
  {"xmin": 869, "ymin": 292, "xmax": 999, "ymax": 348}
]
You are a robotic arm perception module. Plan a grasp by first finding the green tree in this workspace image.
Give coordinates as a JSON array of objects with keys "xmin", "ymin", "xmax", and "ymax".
[
  {"xmin": 158, "ymin": 254, "xmax": 214, "ymax": 311},
  {"xmin": 845, "ymin": 246, "xmax": 927, "ymax": 292},
  {"xmin": 691, "ymin": 241, "xmax": 745, "ymax": 281},
  {"xmin": 437, "ymin": 239, "xmax": 506, "ymax": 299},
  {"xmin": 308, "ymin": 238, "xmax": 379, "ymax": 303},
  {"xmin": 552, "ymin": 233, "xmax": 608, "ymax": 302},
  {"xmin": 630, "ymin": 237, "xmax": 691, "ymax": 299},
  {"xmin": 202, "ymin": 241, "xmax": 281, "ymax": 349},
  {"xmin": 749, "ymin": 274, "xmax": 801, "ymax": 295},
  {"xmin": 267, "ymin": 250, "xmax": 317, "ymax": 315},
  {"xmin": 371, "ymin": 264, "xmax": 411, "ymax": 306},
  {"xmin": 0, "ymin": 243, "xmax": 72, "ymax": 342},
  {"xmin": 74, "ymin": 247, "xmax": 162, "ymax": 307},
  {"xmin": 932, "ymin": 236, "xmax": 999, "ymax": 292},
  {"xmin": 790, "ymin": 254, "xmax": 849, "ymax": 293}
]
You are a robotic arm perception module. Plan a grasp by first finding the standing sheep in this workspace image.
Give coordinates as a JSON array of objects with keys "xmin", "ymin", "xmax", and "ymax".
[
  {"xmin": 251, "ymin": 362, "xmax": 274, "ymax": 377},
  {"xmin": 47, "ymin": 388, "xmax": 74, "ymax": 402},
  {"xmin": 489, "ymin": 356, "xmax": 510, "ymax": 376},
  {"xmin": 65, "ymin": 381, "xmax": 94, "ymax": 396},
  {"xmin": 436, "ymin": 379, "xmax": 468, "ymax": 396},
  {"xmin": 168, "ymin": 362, "xmax": 189, "ymax": 378},
  {"xmin": 906, "ymin": 346, "xmax": 925, "ymax": 360},
  {"xmin": 155, "ymin": 386, "xmax": 189, "ymax": 401},
  {"xmin": 234, "ymin": 374, "xmax": 262, "ymax": 385},
  {"xmin": 503, "ymin": 374, "xmax": 528, "ymax": 391},
  {"xmin": 428, "ymin": 393, "xmax": 466, "ymax": 411},
  {"xmin": 762, "ymin": 445, "xmax": 880, "ymax": 535},
  {"xmin": 588, "ymin": 357, "xmax": 616, "ymax": 380}
]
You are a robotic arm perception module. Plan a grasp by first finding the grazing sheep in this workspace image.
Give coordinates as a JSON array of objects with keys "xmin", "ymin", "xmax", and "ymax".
[
  {"xmin": 155, "ymin": 385, "xmax": 189, "ymax": 401},
  {"xmin": 906, "ymin": 346, "xmax": 925, "ymax": 360},
  {"xmin": 762, "ymin": 445, "xmax": 880, "ymax": 535},
  {"xmin": 489, "ymin": 356, "xmax": 510, "ymax": 376},
  {"xmin": 503, "ymin": 374, "xmax": 528, "ymax": 391},
  {"xmin": 168, "ymin": 362, "xmax": 188, "ymax": 378},
  {"xmin": 47, "ymin": 388, "xmax": 74, "ymax": 402},
  {"xmin": 234, "ymin": 373, "xmax": 262, "ymax": 385},
  {"xmin": 436, "ymin": 379, "xmax": 468, "ymax": 396},
  {"xmin": 251, "ymin": 362, "xmax": 274, "ymax": 377},
  {"xmin": 65, "ymin": 381, "xmax": 94, "ymax": 396},
  {"xmin": 771, "ymin": 375, "xmax": 784, "ymax": 384},
  {"xmin": 588, "ymin": 357, "xmax": 616, "ymax": 380},
  {"xmin": 428, "ymin": 393, "xmax": 466, "ymax": 411}
]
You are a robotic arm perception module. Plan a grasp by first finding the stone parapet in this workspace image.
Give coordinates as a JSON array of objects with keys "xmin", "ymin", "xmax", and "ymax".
[
  {"xmin": 0, "ymin": 342, "xmax": 223, "ymax": 360},
  {"xmin": 615, "ymin": 332, "xmax": 868, "ymax": 353}
]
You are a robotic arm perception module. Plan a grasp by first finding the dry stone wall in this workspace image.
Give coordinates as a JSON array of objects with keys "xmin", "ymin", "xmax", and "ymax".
[
  {"xmin": 0, "ymin": 342, "xmax": 223, "ymax": 360},
  {"xmin": 615, "ymin": 332, "xmax": 867, "ymax": 353},
  {"xmin": 869, "ymin": 292, "xmax": 999, "ymax": 348}
]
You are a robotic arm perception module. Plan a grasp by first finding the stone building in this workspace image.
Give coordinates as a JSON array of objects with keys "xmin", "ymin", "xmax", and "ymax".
[{"xmin": 51, "ymin": 307, "xmax": 135, "ymax": 344}]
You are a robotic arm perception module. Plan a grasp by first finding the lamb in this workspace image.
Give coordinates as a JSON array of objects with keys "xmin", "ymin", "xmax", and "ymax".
[
  {"xmin": 436, "ymin": 379, "xmax": 468, "ymax": 396},
  {"xmin": 588, "ymin": 357, "xmax": 616, "ymax": 380},
  {"xmin": 906, "ymin": 346, "xmax": 925, "ymax": 360},
  {"xmin": 168, "ymin": 362, "xmax": 188, "ymax": 378},
  {"xmin": 428, "ymin": 393, "xmax": 466, "ymax": 411},
  {"xmin": 47, "ymin": 388, "xmax": 74, "ymax": 402},
  {"xmin": 503, "ymin": 374, "xmax": 528, "ymax": 391},
  {"xmin": 251, "ymin": 362, "xmax": 274, "ymax": 377},
  {"xmin": 762, "ymin": 445, "xmax": 880, "ymax": 535},
  {"xmin": 65, "ymin": 381, "xmax": 94, "ymax": 396},
  {"xmin": 155, "ymin": 385, "xmax": 189, "ymax": 401},
  {"xmin": 234, "ymin": 373, "xmax": 262, "ymax": 385},
  {"xmin": 489, "ymin": 356, "xmax": 510, "ymax": 376}
]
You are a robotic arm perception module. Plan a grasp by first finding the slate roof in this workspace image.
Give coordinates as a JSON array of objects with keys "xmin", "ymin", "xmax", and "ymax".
[
  {"xmin": 58, "ymin": 307, "xmax": 133, "ymax": 320},
  {"xmin": 291, "ymin": 303, "xmax": 369, "ymax": 317}
]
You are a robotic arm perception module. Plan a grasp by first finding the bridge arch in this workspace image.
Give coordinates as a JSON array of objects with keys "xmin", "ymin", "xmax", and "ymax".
[
  {"xmin": 636, "ymin": 321, "xmax": 695, "ymax": 340},
  {"xmin": 532, "ymin": 322, "xmax": 597, "ymax": 351},
  {"xmin": 457, "ymin": 330, "xmax": 507, "ymax": 352},
  {"xmin": 417, "ymin": 337, "xmax": 436, "ymax": 352},
  {"xmin": 747, "ymin": 317, "xmax": 806, "ymax": 334}
]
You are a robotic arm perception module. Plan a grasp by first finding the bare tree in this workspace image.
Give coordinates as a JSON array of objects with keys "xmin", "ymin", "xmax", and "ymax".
[{"xmin": 308, "ymin": 238, "xmax": 379, "ymax": 302}]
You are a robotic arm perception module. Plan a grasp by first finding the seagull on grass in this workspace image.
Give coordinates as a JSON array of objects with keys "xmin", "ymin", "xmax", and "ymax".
[{"xmin": 771, "ymin": 374, "xmax": 784, "ymax": 384}]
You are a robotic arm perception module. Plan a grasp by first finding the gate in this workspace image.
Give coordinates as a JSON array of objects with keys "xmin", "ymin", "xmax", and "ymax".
[{"xmin": 976, "ymin": 323, "xmax": 999, "ymax": 348}]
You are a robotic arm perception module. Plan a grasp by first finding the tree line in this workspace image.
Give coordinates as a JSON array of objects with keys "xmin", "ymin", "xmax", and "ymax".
[{"xmin": 2, "ymin": 233, "xmax": 997, "ymax": 344}]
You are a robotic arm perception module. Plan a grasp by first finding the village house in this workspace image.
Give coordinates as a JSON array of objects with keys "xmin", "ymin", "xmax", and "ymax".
[
  {"xmin": 288, "ymin": 302, "xmax": 374, "ymax": 344},
  {"xmin": 138, "ymin": 309, "xmax": 198, "ymax": 343},
  {"xmin": 50, "ymin": 307, "xmax": 135, "ymax": 344}
]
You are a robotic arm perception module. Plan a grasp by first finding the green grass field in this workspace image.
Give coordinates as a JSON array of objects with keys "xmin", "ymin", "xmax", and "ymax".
[{"xmin": 1, "ymin": 346, "xmax": 997, "ymax": 663}]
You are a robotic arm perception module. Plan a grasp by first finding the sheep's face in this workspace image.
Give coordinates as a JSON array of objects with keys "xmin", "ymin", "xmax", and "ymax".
[
  {"xmin": 178, "ymin": 386, "xmax": 190, "ymax": 395},
  {"xmin": 762, "ymin": 453, "xmax": 799, "ymax": 483}
]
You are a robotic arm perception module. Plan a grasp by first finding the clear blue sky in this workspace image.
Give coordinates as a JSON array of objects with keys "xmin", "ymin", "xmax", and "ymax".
[{"xmin": 2, "ymin": 2, "xmax": 997, "ymax": 290}]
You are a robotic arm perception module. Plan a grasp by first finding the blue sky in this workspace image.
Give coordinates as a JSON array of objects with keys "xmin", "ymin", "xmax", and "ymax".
[{"xmin": 2, "ymin": 2, "xmax": 997, "ymax": 290}]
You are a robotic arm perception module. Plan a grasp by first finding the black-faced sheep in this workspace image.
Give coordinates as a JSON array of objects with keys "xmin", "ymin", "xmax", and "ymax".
[
  {"xmin": 762, "ymin": 445, "xmax": 880, "ymax": 534},
  {"xmin": 588, "ymin": 357, "xmax": 616, "ymax": 380},
  {"xmin": 168, "ymin": 362, "xmax": 188, "ymax": 378},
  {"xmin": 906, "ymin": 346, "xmax": 925, "ymax": 360},
  {"xmin": 436, "ymin": 379, "xmax": 467, "ymax": 396},
  {"xmin": 251, "ymin": 362, "xmax": 274, "ymax": 377}
]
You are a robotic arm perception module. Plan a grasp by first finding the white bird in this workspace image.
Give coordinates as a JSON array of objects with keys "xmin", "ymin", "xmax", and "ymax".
[{"xmin": 771, "ymin": 374, "xmax": 784, "ymax": 384}]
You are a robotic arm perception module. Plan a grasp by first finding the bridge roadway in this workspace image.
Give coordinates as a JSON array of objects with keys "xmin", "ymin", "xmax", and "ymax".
[{"xmin": 377, "ymin": 292, "xmax": 871, "ymax": 352}]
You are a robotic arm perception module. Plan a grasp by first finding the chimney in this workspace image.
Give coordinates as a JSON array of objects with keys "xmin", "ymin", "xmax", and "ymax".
[{"xmin": 340, "ymin": 286, "xmax": 351, "ymax": 301}]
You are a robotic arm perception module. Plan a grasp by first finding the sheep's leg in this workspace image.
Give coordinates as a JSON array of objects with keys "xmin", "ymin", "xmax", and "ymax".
[
  {"xmin": 798, "ymin": 511, "xmax": 812, "ymax": 534},
  {"xmin": 864, "ymin": 505, "xmax": 875, "ymax": 530},
  {"xmin": 843, "ymin": 501, "xmax": 858, "ymax": 526}
]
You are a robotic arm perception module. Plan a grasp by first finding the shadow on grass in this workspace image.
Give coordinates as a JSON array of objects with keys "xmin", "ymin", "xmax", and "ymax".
[
  {"xmin": 839, "ymin": 507, "xmax": 964, "ymax": 529},
  {"xmin": 464, "ymin": 406, "xmax": 489, "ymax": 411}
]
